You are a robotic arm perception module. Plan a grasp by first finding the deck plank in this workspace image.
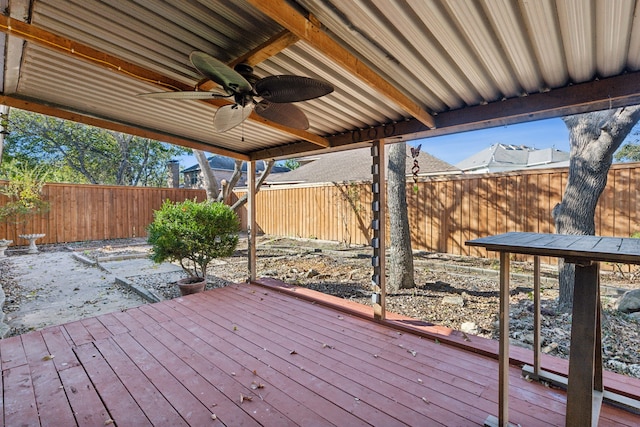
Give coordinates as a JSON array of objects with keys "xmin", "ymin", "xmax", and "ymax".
[
  {"xmin": 63, "ymin": 319, "xmax": 95, "ymax": 346},
  {"xmin": 199, "ymin": 285, "xmax": 556, "ymax": 426},
  {"xmin": 2, "ymin": 283, "xmax": 639, "ymax": 426},
  {"xmin": 58, "ymin": 365, "xmax": 111, "ymax": 426},
  {"xmin": 149, "ymin": 317, "xmax": 364, "ymax": 426},
  {"xmin": 74, "ymin": 342, "xmax": 152, "ymax": 426},
  {"xmin": 97, "ymin": 312, "xmax": 131, "ymax": 336},
  {"xmin": 172, "ymin": 291, "xmax": 463, "ymax": 426},
  {"xmin": 80, "ymin": 316, "xmax": 114, "ymax": 341},
  {"xmin": 92, "ymin": 338, "xmax": 189, "ymax": 427},
  {"xmin": 0, "ymin": 335, "xmax": 27, "ymax": 369},
  {"xmin": 111, "ymin": 332, "xmax": 222, "ymax": 426},
  {"xmin": 160, "ymin": 300, "xmax": 384, "ymax": 426},
  {"xmin": 152, "ymin": 304, "xmax": 351, "ymax": 426},
  {"xmin": 22, "ymin": 332, "xmax": 77, "ymax": 426},
  {"xmin": 3, "ymin": 365, "xmax": 39, "ymax": 426},
  {"xmin": 40, "ymin": 326, "xmax": 81, "ymax": 372}
]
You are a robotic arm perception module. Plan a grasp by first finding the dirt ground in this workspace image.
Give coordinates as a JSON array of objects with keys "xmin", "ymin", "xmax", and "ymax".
[{"xmin": 0, "ymin": 250, "xmax": 147, "ymax": 336}]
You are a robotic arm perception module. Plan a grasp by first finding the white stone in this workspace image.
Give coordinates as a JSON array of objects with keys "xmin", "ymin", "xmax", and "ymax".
[
  {"xmin": 460, "ymin": 321, "xmax": 477, "ymax": 335},
  {"xmin": 442, "ymin": 295, "xmax": 464, "ymax": 306}
]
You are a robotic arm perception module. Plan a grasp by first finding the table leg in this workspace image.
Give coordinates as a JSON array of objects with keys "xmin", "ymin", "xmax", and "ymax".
[
  {"xmin": 498, "ymin": 252, "xmax": 510, "ymax": 426},
  {"xmin": 566, "ymin": 262, "xmax": 602, "ymax": 426},
  {"xmin": 533, "ymin": 256, "xmax": 541, "ymax": 376}
]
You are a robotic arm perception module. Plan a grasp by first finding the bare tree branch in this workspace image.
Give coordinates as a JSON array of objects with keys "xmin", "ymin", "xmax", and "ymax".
[{"xmin": 231, "ymin": 160, "xmax": 274, "ymax": 211}]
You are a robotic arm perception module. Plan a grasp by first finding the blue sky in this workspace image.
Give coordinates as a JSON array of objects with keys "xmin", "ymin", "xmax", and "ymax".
[
  {"xmin": 414, "ymin": 118, "xmax": 570, "ymax": 166},
  {"xmin": 178, "ymin": 116, "xmax": 638, "ymax": 168}
]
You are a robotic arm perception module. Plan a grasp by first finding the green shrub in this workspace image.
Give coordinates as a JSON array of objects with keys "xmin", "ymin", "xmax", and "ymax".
[
  {"xmin": 147, "ymin": 199, "xmax": 239, "ymax": 278},
  {"xmin": 0, "ymin": 161, "xmax": 50, "ymax": 225}
]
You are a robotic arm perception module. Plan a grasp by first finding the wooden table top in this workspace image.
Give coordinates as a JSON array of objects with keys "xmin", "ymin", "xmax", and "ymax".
[{"xmin": 466, "ymin": 232, "xmax": 640, "ymax": 265}]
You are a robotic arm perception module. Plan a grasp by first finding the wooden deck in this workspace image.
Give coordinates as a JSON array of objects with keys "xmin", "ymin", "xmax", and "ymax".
[{"xmin": 2, "ymin": 281, "xmax": 639, "ymax": 426}]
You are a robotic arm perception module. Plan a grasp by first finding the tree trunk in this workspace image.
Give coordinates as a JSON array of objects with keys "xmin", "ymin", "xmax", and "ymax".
[
  {"xmin": 387, "ymin": 142, "xmax": 414, "ymax": 292},
  {"xmin": 554, "ymin": 106, "xmax": 640, "ymax": 308},
  {"xmin": 193, "ymin": 149, "xmax": 219, "ymax": 200},
  {"xmin": 218, "ymin": 159, "xmax": 244, "ymax": 203}
]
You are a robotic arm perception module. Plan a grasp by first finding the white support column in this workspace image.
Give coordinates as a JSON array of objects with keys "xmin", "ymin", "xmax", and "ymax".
[
  {"xmin": 371, "ymin": 140, "xmax": 386, "ymax": 320},
  {"xmin": 247, "ymin": 161, "xmax": 257, "ymax": 282}
]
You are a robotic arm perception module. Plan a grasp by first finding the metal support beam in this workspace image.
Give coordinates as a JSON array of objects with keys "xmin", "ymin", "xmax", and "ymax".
[
  {"xmin": 371, "ymin": 140, "xmax": 386, "ymax": 320},
  {"xmin": 247, "ymin": 161, "xmax": 257, "ymax": 282}
]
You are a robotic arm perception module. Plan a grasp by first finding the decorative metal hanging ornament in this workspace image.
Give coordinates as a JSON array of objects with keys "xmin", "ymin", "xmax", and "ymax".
[{"xmin": 410, "ymin": 144, "xmax": 421, "ymax": 192}]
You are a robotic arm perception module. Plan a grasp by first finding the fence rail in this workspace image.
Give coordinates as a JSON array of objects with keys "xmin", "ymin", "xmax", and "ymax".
[{"xmin": 2, "ymin": 163, "xmax": 639, "ymax": 266}]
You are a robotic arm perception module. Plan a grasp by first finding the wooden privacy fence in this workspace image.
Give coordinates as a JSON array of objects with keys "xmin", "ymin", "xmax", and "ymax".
[
  {"xmin": 0, "ymin": 182, "xmax": 206, "ymax": 245},
  {"xmin": 2, "ymin": 162, "xmax": 639, "ymax": 262},
  {"xmin": 250, "ymin": 162, "xmax": 640, "ymax": 262}
]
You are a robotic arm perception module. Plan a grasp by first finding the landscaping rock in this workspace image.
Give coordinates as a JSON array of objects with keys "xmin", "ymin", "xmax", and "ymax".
[
  {"xmin": 442, "ymin": 295, "xmax": 464, "ymax": 306},
  {"xmin": 615, "ymin": 289, "xmax": 640, "ymax": 313},
  {"xmin": 460, "ymin": 321, "xmax": 478, "ymax": 335}
]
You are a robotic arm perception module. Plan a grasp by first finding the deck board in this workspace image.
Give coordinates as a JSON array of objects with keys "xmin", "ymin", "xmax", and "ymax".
[
  {"xmin": 1, "ymin": 282, "xmax": 639, "ymax": 426},
  {"xmin": 22, "ymin": 332, "xmax": 76, "ymax": 427},
  {"xmin": 74, "ymin": 342, "xmax": 152, "ymax": 426}
]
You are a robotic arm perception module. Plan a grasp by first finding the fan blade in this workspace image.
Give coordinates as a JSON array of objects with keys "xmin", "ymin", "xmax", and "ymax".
[
  {"xmin": 190, "ymin": 51, "xmax": 252, "ymax": 94},
  {"xmin": 137, "ymin": 89, "xmax": 230, "ymax": 99},
  {"xmin": 213, "ymin": 104, "xmax": 254, "ymax": 132},
  {"xmin": 255, "ymin": 75, "xmax": 334, "ymax": 103},
  {"xmin": 255, "ymin": 101, "xmax": 309, "ymax": 130}
]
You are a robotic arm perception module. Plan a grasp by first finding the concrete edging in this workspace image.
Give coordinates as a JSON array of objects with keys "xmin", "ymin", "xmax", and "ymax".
[{"xmin": 114, "ymin": 277, "xmax": 164, "ymax": 303}]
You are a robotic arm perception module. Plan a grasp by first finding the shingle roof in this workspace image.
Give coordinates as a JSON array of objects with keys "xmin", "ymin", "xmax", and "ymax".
[{"xmin": 268, "ymin": 145, "xmax": 459, "ymax": 185}]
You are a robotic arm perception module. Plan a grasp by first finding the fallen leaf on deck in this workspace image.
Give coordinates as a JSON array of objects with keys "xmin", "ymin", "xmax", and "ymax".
[
  {"xmin": 422, "ymin": 397, "xmax": 429, "ymax": 404},
  {"xmin": 289, "ymin": 350, "xmax": 297, "ymax": 355},
  {"xmin": 104, "ymin": 419, "xmax": 114, "ymax": 425},
  {"xmin": 408, "ymin": 349, "xmax": 417, "ymax": 357},
  {"xmin": 240, "ymin": 393, "xmax": 253, "ymax": 404},
  {"xmin": 42, "ymin": 354, "xmax": 55, "ymax": 361},
  {"xmin": 251, "ymin": 381, "xmax": 264, "ymax": 390},
  {"xmin": 322, "ymin": 343, "xmax": 334, "ymax": 349},
  {"xmin": 211, "ymin": 414, "xmax": 217, "ymax": 420}
]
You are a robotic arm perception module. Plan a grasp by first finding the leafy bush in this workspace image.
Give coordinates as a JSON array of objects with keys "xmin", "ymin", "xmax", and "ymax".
[
  {"xmin": 0, "ymin": 161, "xmax": 50, "ymax": 224},
  {"xmin": 147, "ymin": 199, "xmax": 239, "ymax": 278}
]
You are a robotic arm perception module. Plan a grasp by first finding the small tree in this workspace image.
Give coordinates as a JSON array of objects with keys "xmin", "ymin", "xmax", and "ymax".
[
  {"xmin": 147, "ymin": 199, "xmax": 239, "ymax": 279},
  {"xmin": 0, "ymin": 161, "xmax": 50, "ymax": 228}
]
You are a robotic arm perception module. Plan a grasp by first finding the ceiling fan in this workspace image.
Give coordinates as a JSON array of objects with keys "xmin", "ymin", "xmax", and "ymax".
[{"xmin": 138, "ymin": 51, "xmax": 334, "ymax": 133}]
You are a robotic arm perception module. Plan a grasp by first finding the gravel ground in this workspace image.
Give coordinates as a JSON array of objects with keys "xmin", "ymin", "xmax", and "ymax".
[{"xmin": 2, "ymin": 236, "xmax": 640, "ymax": 379}]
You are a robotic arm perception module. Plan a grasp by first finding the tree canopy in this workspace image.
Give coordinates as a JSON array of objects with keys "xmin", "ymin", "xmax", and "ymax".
[{"xmin": 2, "ymin": 109, "xmax": 188, "ymax": 186}]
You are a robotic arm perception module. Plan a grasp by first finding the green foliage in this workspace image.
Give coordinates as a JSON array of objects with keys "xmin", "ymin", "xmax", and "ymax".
[
  {"xmin": 282, "ymin": 158, "xmax": 300, "ymax": 170},
  {"xmin": 0, "ymin": 161, "xmax": 50, "ymax": 224},
  {"xmin": 3, "ymin": 109, "xmax": 189, "ymax": 186},
  {"xmin": 147, "ymin": 199, "xmax": 240, "ymax": 278},
  {"xmin": 614, "ymin": 143, "xmax": 640, "ymax": 162}
]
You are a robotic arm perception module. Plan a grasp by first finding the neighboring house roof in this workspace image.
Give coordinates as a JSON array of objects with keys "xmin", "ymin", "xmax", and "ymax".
[
  {"xmin": 181, "ymin": 155, "xmax": 291, "ymax": 188},
  {"xmin": 182, "ymin": 156, "xmax": 290, "ymax": 174},
  {"xmin": 456, "ymin": 143, "xmax": 570, "ymax": 173},
  {"xmin": 268, "ymin": 145, "xmax": 459, "ymax": 185}
]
